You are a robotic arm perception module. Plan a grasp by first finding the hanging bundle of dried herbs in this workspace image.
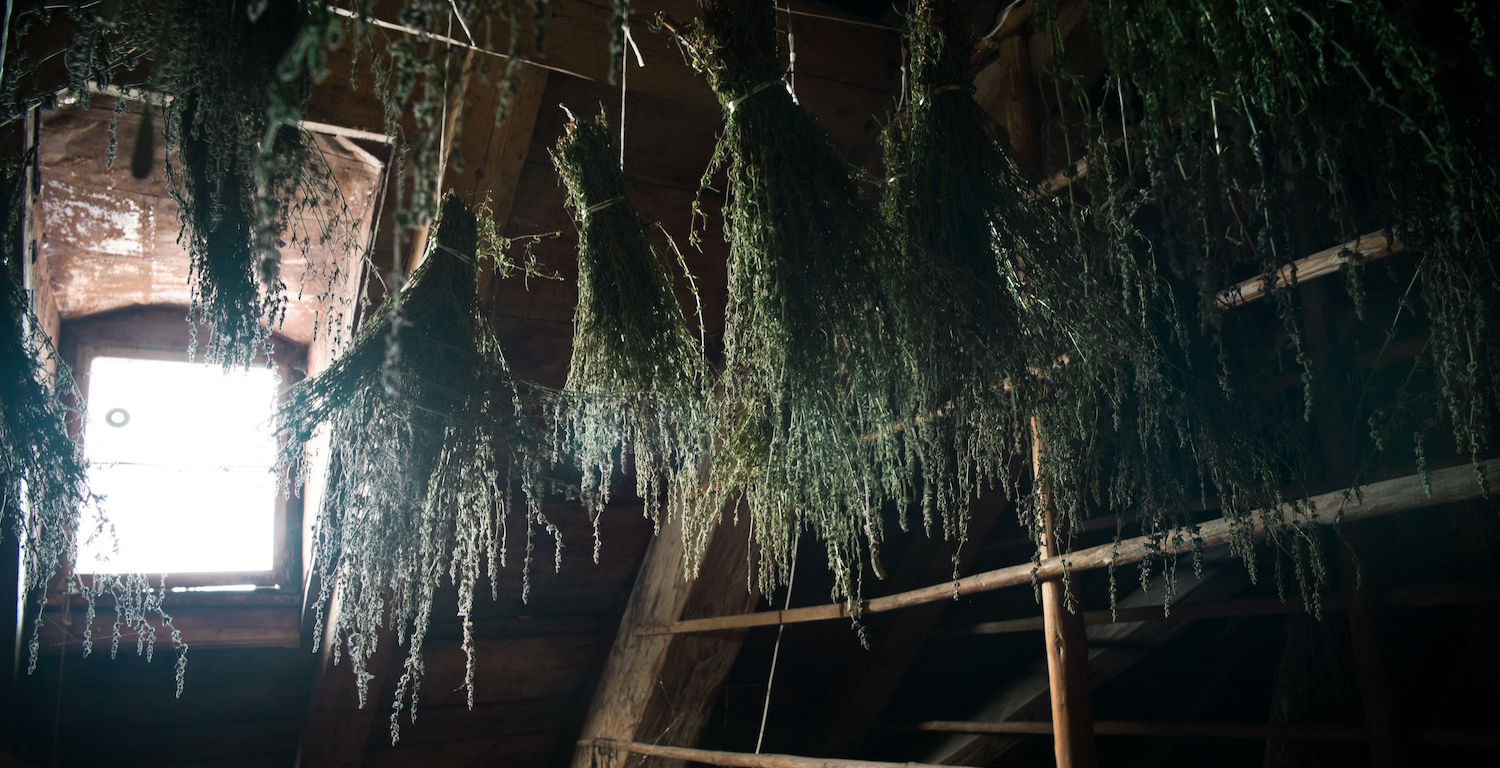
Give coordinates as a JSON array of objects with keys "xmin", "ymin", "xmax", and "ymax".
[
  {"xmin": 275, "ymin": 194, "xmax": 554, "ymax": 743},
  {"xmin": 2, "ymin": 168, "xmax": 187, "ymax": 695},
  {"xmin": 550, "ymin": 111, "xmax": 707, "ymax": 539},
  {"xmin": 881, "ymin": 0, "xmax": 1079, "ymax": 545},
  {"xmin": 884, "ymin": 0, "xmax": 1321, "ymax": 609},
  {"xmin": 667, "ymin": 0, "xmax": 910, "ymax": 603},
  {"xmin": 25, "ymin": 0, "xmax": 354, "ymax": 367},
  {"xmin": 1061, "ymin": 0, "xmax": 1500, "ymax": 481}
]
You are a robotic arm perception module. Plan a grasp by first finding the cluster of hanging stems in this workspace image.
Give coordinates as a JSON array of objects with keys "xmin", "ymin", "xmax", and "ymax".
[{"xmin": 1, "ymin": 0, "xmax": 1497, "ymax": 744}]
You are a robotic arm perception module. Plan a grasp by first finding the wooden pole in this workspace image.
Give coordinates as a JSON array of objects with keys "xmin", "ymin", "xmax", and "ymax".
[
  {"xmin": 906, "ymin": 720, "xmax": 1369, "ymax": 742},
  {"xmin": 587, "ymin": 738, "xmax": 981, "ymax": 768},
  {"xmin": 1032, "ymin": 418, "xmax": 1097, "ymax": 768},
  {"xmin": 635, "ymin": 460, "xmax": 1498, "ymax": 636},
  {"xmin": 934, "ymin": 582, "xmax": 1500, "ymax": 636},
  {"xmin": 1339, "ymin": 528, "xmax": 1404, "ymax": 768}
]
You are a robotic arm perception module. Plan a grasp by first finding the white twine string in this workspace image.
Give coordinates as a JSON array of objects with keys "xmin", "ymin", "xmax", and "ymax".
[{"xmin": 727, "ymin": 78, "xmax": 787, "ymax": 113}]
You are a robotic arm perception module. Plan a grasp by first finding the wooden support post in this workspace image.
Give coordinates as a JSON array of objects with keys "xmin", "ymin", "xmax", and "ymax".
[
  {"xmin": 1340, "ymin": 527, "xmax": 1404, "ymax": 768},
  {"xmin": 975, "ymin": 34, "xmax": 1040, "ymax": 179},
  {"xmin": 1032, "ymin": 419, "xmax": 1097, "ymax": 768},
  {"xmin": 293, "ymin": 592, "xmax": 397, "ymax": 768},
  {"xmin": 569, "ymin": 510, "xmax": 759, "ymax": 768}
]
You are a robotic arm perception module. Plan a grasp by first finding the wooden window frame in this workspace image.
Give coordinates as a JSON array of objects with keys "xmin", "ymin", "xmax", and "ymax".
[{"xmin": 61, "ymin": 307, "xmax": 304, "ymax": 592}]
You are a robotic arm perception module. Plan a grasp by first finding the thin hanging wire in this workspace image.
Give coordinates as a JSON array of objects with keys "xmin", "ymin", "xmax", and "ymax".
[{"xmin": 754, "ymin": 529, "xmax": 800, "ymax": 754}]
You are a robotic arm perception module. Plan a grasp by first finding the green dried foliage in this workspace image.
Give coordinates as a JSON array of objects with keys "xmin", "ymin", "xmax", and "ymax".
[
  {"xmin": 550, "ymin": 111, "xmax": 708, "ymax": 542},
  {"xmin": 882, "ymin": 0, "xmax": 1075, "ymax": 550},
  {"xmin": 275, "ymin": 194, "xmax": 554, "ymax": 743},
  {"xmin": 5, "ymin": 0, "xmax": 357, "ymax": 368},
  {"xmin": 2, "ymin": 166, "xmax": 187, "ymax": 697},
  {"xmin": 1064, "ymin": 0, "xmax": 1500, "ymax": 483},
  {"xmin": 883, "ymin": 0, "xmax": 1325, "ymax": 610},
  {"xmin": 669, "ymin": 0, "xmax": 912, "ymax": 603}
]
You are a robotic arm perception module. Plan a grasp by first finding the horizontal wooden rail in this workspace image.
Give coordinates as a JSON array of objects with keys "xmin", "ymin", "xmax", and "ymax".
[
  {"xmin": 635, "ymin": 460, "xmax": 1496, "ymax": 636},
  {"xmin": 898, "ymin": 721, "xmax": 1500, "ymax": 746},
  {"xmin": 932, "ymin": 581, "xmax": 1500, "ymax": 636},
  {"xmin": 586, "ymin": 738, "xmax": 980, "ymax": 768},
  {"xmin": 1216, "ymin": 230, "xmax": 1402, "ymax": 308},
  {"xmin": 904, "ymin": 720, "xmax": 1368, "ymax": 742}
]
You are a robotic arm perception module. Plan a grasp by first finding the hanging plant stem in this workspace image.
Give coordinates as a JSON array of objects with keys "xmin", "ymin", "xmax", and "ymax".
[
  {"xmin": 550, "ymin": 110, "xmax": 707, "ymax": 543},
  {"xmin": 275, "ymin": 193, "xmax": 554, "ymax": 743},
  {"xmin": 666, "ymin": 0, "xmax": 911, "ymax": 604},
  {"xmin": 881, "ymin": 0, "xmax": 1084, "ymax": 548},
  {"xmin": 2, "ymin": 165, "xmax": 187, "ymax": 696}
]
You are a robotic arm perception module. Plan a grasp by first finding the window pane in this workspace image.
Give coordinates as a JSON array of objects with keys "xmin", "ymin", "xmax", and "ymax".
[{"xmin": 79, "ymin": 356, "xmax": 278, "ymax": 575}]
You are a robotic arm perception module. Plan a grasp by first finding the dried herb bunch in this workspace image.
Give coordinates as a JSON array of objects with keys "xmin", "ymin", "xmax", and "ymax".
[
  {"xmin": 885, "ymin": 0, "xmax": 1321, "ymax": 609},
  {"xmin": 1064, "ymin": 0, "xmax": 1500, "ymax": 480},
  {"xmin": 275, "ymin": 194, "xmax": 554, "ymax": 743},
  {"xmin": 550, "ymin": 111, "xmax": 707, "ymax": 540},
  {"xmin": 669, "ymin": 0, "xmax": 910, "ymax": 602},
  {"xmin": 20, "ymin": 0, "xmax": 355, "ymax": 367},
  {"xmin": 2, "ymin": 168, "xmax": 187, "ymax": 696},
  {"xmin": 881, "ymin": 0, "xmax": 1077, "ymax": 547}
]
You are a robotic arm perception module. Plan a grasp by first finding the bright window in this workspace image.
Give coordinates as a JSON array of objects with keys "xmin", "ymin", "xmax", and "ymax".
[{"xmin": 79, "ymin": 356, "xmax": 279, "ymax": 575}]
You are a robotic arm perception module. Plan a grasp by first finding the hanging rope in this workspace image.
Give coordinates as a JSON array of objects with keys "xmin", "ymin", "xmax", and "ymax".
[{"xmin": 755, "ymin": 530, "xmax": 800, "ymax": 754}]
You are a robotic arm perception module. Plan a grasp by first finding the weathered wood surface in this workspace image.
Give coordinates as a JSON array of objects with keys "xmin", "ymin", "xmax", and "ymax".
[
  {"xmin": 591, "ymin": 738, "xmax": 981, "ymax": 768},
  {"xmin": 806, "ymin": 492, "xmax": 1011, "ymax": 757},
  {"xmin": 35, "ymin": 605, "xmax": 300, "ymax": 652},
  {"xmin": 37, "ymin": 100, "xmax": 383, "ymax": 346},
  {"xmin": 1216, "ymin": 230, "xmax": 1403, "ymax": 308},
  {"xmin": 568, "ymin": 508, "xmax": 759, "ymax": 768},
  {"xmin": 1033, "ymin": 422, "xmax": 1096, "ymax": 768},
  {"xmin": 293, "ymin": 593, "xmax": 397, "ymax": 768},
  {"xmin": 922, "ymin": 561, "xmax": 1252, "ymax": 766},
  {"xmin": 640, "ymin": 460, "xmax": 1498, "ymax": 635}
]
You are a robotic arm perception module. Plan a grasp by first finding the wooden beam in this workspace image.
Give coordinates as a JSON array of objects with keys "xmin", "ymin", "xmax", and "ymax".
[
  {"xmin": 293, "ymin": 592, "xmax": 397, "ymax": 768},
  {"xmin": 1339, "ymin": 527, "xmax": 1404, "ymax": 768},
  {"xmin": 588, "ymin": 738, "xmax": 981, "ymax": 768},
  {"xmin": 907, "ymin": 720, "xmax": 1370, "ymax": 742},
  {"xmin": 568, "ymin": 510, "xmax": 759, "ymax": 768},
  {"xmin": 806, "ymin": 492, "xmax": 1010, "ymax": 757},
  {"xmin": 1215, "ymin": 231, "xmax": 1402, "ymax": 309},
  {"xmin": 907, "ymin": 720, "xmax": 1500, "ymax": 746},
  {"xmin": 974, "ymin": 24, "xmax": 1041, "ymax": 179},
  {"xmin": 446, "ymin": 63, "xmax": 550, "ymax": 308},
  {"xmin": 933, "ymin": 581, "xmax": 1500, "ymax": 635},
  {"xmin": 638, "ymin": 460, "xmax": 1498, "ymax": 635},
  {"xmin": 1032, "ymin": 420, "xmax": 1096, "ymax": 768}
]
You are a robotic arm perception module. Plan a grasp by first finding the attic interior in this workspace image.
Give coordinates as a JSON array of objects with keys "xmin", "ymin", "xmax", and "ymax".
[{"xmin": 0, "ymin": 1, "xmax": 1498, "ymax": 767}]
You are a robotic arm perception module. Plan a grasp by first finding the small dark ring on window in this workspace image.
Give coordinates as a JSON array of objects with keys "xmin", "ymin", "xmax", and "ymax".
[{"xmin": 105, "ymin": 408, "xmax": 130, "ymax": 428}]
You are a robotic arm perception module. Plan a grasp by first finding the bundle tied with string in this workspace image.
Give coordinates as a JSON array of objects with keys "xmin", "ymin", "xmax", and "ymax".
[
  {"xmin": 34, "ymin": 0, "xmax": 356, "ymax": 368},
  {"xmin": 1071, "ymin": 0, "xmax": 1500, "ymax": 489},
  {"xmin": 667, "ymin": 0, "xmax": 910, "ymax": 605},
  {"xmin": 880, "ymin": 0, "xmax": 1086, "ymax": 552},
  {"xmin": 551, "ymin": 111, "xmax": 707, "ymax": 543},
  {"xmin": 275, "ymin": 193, "xmax": 554, "ymax": 743},
  {"xmin": 1, "ymin": 167, "xmax": 187, "ymax": 696},
  {"xmin": 885, "ymin": 0, "xmax": 1323, "ymax": 614}
]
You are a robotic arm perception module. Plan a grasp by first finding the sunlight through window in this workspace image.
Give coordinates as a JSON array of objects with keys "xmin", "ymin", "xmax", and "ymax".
[{"xmin": 79, "ymin": 356, "xmax": 279, "ymax": 575}]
